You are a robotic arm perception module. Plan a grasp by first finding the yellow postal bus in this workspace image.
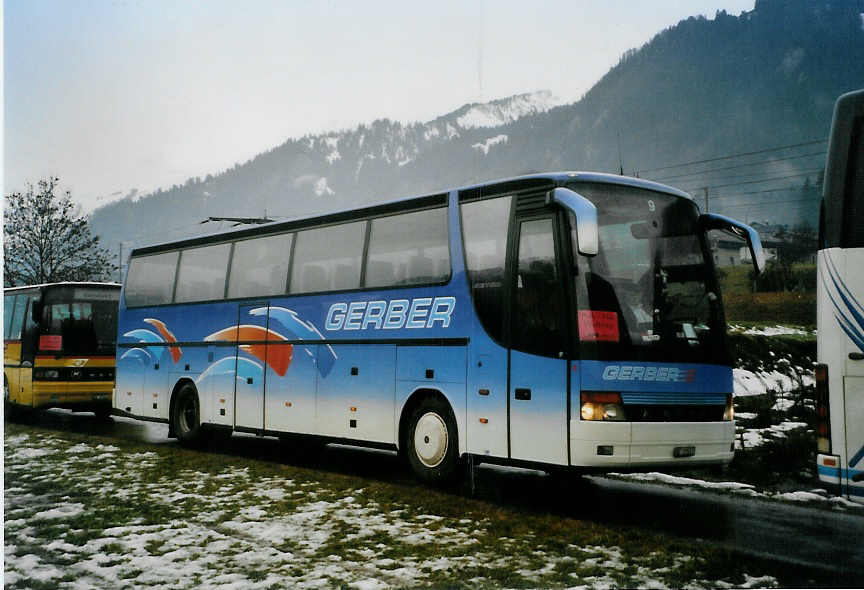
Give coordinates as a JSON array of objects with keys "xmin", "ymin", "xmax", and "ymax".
[{"xmin": 4, "ymin": 282, "xmax": 120, "ymax": 420}]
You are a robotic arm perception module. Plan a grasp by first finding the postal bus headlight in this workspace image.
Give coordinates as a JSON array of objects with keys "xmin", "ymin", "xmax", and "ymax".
[
  {"xmin": 580, "ymin": 391, "xmax": 626, "ymax": 421},
  {"xmin": 34, "ymin": 368, "xmax": 60, "ymax": 380}
]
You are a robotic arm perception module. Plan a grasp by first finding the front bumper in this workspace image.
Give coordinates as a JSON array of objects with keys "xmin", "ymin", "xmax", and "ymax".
[{"xmin": 570, "ymin": 420, "xmax": 735, "ymax": 468}]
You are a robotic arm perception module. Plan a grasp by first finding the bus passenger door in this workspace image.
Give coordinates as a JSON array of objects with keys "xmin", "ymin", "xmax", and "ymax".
[
  {"xmin": 234, "ymin": 303, "xmax": 268, "ymax": 430},
  {"xmin": 508, "ymin": 214, "xmax": 570, "ymax": 466}
]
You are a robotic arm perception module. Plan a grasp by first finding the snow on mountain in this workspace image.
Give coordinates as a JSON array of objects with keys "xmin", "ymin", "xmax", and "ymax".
[
  {"xmin": 314, "ymin": 177, "xmax": 334, "ymax": 197},
  {"xmin": 454, "ymin": 90, "xmax": 564, "ymax": 129},
  {"xmin": 472, "ymin": 134, "xmax": 508, "ymax": 155}
]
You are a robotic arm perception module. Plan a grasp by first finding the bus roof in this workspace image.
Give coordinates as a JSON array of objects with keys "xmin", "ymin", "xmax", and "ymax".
[
  {"xmin": 130, "ymin": 171, "xmax": 694, "ymax": 258},
  {"xmin": 4, "ymin": 282, "xmax": 121, "ymax": 294}
]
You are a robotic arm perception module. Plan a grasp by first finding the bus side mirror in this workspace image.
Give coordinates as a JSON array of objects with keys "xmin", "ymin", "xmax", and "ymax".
[
  {"xmin": 546, "ymin": 187, "xmax": 598, "ymax": 256},
  {"xmin": 700, "ymin": 213, "xmax": 766, "ymax": 274}
]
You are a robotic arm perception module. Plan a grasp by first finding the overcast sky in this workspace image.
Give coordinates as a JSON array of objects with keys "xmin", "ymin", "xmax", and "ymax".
[{"xmin": 4, "ymin": 0, "xmax": 755, "ymax": 211}]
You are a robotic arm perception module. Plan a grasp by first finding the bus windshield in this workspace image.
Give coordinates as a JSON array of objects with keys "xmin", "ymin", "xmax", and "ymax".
[
  {"xmin": 568, "ymin": 182, "xmax": 725, "ymax": 364},
  {"xmin": 40, "ymin": 288, "xmax": 119, "ymax": 356}
]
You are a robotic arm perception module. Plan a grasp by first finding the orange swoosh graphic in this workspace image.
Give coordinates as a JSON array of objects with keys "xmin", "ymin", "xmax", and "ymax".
[
  {"xmin": 144, "ymin": 318, "xmax": 183, "ymax": 364},
  {"xmin": 206, "ymin": 325, "xmax": 293, "ymax": 377}
]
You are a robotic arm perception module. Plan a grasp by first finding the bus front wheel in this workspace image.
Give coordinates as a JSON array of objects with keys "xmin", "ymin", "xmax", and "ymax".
[
  {"xmin": 406, "ymin": 397, "xmax": 459, "ymax": 484},
  {"xmin": 171, "ymin": 383, "xmax": 203, "ymax": 445}
]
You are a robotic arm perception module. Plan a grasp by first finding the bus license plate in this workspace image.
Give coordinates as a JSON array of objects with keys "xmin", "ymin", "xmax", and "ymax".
[{"xmin": 673, "ymin": 446, "xmax": 695, "ymax": 458}]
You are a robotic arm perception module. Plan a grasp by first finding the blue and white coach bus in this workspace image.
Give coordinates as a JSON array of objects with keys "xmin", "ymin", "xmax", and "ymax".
[
  {"xmin": 115, "ymin": 172, "xmax": 763, "ymax": 482},
  {"xmin": 816, "ymin": 89, "xmax": 864, "ymax": 502}
]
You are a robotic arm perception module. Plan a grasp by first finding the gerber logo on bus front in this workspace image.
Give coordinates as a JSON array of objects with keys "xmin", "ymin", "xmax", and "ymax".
[
  {"xmin": 325, "ymin": 297, "xmax": 456, "ymax": 331},
  {"xmin": 601, "ymin": 365, "xmax": 696, "ymax": 383}
]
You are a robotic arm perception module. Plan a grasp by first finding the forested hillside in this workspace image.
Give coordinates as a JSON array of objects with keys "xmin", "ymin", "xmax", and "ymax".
[{"xmin": 90, "ymin": 0, "xmax": 864, "ymax": 251}]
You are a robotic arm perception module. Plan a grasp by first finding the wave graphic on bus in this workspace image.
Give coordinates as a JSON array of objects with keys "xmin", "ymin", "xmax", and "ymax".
[
  {"xmin": 820, "ymin": 252, "xmax": 864, "ymax": 354},
  {"xmin": 143, "ymin": 318, "xmax": 183, "ymax": 363},
  {"xmin": 204, "ymin": 325, "xmax": 293, "ymax": 376},
  {"xmin": 122, "ymin": 326, "xmax": 182, "ymax": 365},
  {"xmin": 195, "ymin": 356, "xmax": 263, "ymax": 386},
  {"xmin": 254, "ymin": 306, "xmax": 337, "ymax": 378},
  {"xmin": 119, "ymin": 347, "xmax": 153, "ymax": 362}
]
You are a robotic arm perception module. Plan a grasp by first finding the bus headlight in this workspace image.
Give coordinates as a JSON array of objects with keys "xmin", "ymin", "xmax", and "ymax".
[{"xmin": 580, "ymin": 392, "xmax": 627, "ymax": 421}]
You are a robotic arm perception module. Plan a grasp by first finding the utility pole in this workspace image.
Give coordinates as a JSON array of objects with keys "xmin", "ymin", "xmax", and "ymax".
[
  {"xmin": 703, "ymin": 187, "xmax": 709, "ymax": 213},
  {"xmin": 617, "ymin": 131, "xmax": 624, "ymax": 175}
]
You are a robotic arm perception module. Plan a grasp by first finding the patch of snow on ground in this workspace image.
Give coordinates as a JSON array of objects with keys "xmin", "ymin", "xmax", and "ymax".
[
  {"xmin": 730, "ymin": 325, "xmax": 812, "ymax": 336},
  {"xmin": 738, "ymin": 421, "xmax": 808, "ymax": 449},
  {"xmin": 33, "ymin": 503, "xmax": 85, "ymax": 520},
  {"xmin": 607, "ymin": 471, "xmax": 863, "ymax": 512},
  {"xmin": 4, "ymin": 429, "xmax": 792, "ymax": 588},
  {"xmin": 8, "ymin": 447, "xmax": 53, "ymax": 459},
  {"xmin": 733, "ymin": 368, "xmax": 812, "ymax": 396},
  {"xmin": 608, "ymin": 472, "xmax": 756, "ymax": 492}
]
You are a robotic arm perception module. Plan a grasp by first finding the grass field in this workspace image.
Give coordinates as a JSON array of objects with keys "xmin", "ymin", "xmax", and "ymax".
[
  {"xmin": 4, "ymin": 422, "xmax": 801, "ymax": 589},
  {"xmin": 718, "ymin": 265, "xmax": 816, "ymax": 327}
]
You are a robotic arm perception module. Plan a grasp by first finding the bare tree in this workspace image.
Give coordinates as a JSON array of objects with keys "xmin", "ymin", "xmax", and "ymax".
[{"xmin": 4, "ymin": 177, "xmax": 117, "ymax": 287}]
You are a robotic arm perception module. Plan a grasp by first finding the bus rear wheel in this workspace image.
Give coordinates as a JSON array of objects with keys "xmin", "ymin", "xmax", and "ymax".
[
  {"xmin": 171, "ymin": 383, "xmax": 203, "ymax": 445},
  {"xmin": 406, "ymin": 397, "xmax": 459, "ymax": 484}
]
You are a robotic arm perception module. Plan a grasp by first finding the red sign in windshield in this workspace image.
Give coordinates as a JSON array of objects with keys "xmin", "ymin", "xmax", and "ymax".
[
  {"xmin": 578, "ymin": 310, "xmax": 619, "ymax": 342},
  {"xmin": 39, "ymin": 335, "xmax": 63, "ymax": 351}
]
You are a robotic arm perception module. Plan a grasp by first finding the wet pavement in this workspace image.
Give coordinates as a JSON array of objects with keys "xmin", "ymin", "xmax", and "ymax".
[{"xmin": 13, "ymin": 408, "xmax": 864, "ymax": 587}]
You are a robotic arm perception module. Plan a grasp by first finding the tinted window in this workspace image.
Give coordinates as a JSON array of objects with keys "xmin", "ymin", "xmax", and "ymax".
[
  {"xmin": 175, "ymin": 243, "xmax": 232, "ymax": 303},
  {"xmin": 568, "ymin": 182, "xmax": 723, "ymax": 363},
  {"xmin": 461, "ymin": 196, "xmax": 512, "ymax": 343},
  {"xmin": 9, "ymin": 295, "xmax": 27, "ymax": 340},
  {"xmin": 842, "ymin": 117, "xmax": 864, "ymax": 248},
  {"xmin": 228, "ymin": 233, "xmax": 293, "ymax": 299},
  {"xmin": 4, "ymin": 294, "xmax": 15, "ymax": 339},
  {"xmin": 290, "ymin": 221, "xmax": 366, "ymax": 294},
  {"xmin": 42, "ymin": 299, "xmax": 118, "ymax": 355},
  {"xmin": 512, "ymin": 218, "xmax": 566, "ymax": 357},
  {"xmin": 125, "ymin": 252, "xmax": 179, "ymax": 307},
  {"xmin": 365, "ymin": 208, "xmax": 450, "ymax": 288}
]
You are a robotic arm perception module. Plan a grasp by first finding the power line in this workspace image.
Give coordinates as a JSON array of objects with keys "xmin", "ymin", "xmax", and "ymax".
[
  {"xmin": 635, "ymin": 138, "xmax": 827, "ymax": 175},
  {"xmin": 713, "ymin": 196, "xmax": 820, "ymax": 209},
  {"xmin": 679, "ymin": 167, "xmax": 824, "ymax": 191},
  {"xmin": 709, "ymin": 185, "xmax": 820, "ymax": 199},
  {"xmin": 680, "ymin": 169, "xmax": 823, "ymax": 192},
  {"xmin": 652, "ymin": 150, "xmax": 826, "ymax": 182}
]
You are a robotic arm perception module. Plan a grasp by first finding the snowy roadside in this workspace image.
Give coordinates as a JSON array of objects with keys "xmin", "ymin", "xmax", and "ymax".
[
  {"xmin": 603, "ymin": 472, "xmax": 862, "ymax": 512},
  {"xmin": 4, "ymin": 426, "xmax": 785, "ymax": 589}
]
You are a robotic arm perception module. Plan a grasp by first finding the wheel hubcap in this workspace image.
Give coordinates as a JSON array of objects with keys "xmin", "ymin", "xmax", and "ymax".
[
  {"xmin": 179, "ymin": 397, "xmax": 196, "ymax": 433},
  {"xmin": 414, "ymin": 412, "xmax": 448, "ymax": 468}
]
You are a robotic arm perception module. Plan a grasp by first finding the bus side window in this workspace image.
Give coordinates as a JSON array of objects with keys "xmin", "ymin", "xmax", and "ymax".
[
  {"xmin": 9, "ymin": 295, "xmax": 27, "ymax": 341},
  {"xmin": 174, "ymin": 243, "xmax": 231, "ymax": 303},
  {"xmin": 290, "ymin": 221, "xmax": 365, "ymax": 294},
  {"xmin": 125, "ymin": 252, "xmax": 179, "ymax": 307},
  {"xmin": 842, "ymin": 117, "xmax": 864, "ymax": 248},
  {"xmin": 365, "ymin": 207, "xmax": 450, "ymax": 288},
  {"xmin": 21, "ymin": 295, "xmax": 39, "ymax": 362},
  {"xmin": 512, "ymin": 218, "xmax": 566, "ymax": 358},
  {"xmin": 4, "ymin": 294, "xmax": 15, "ymax": 339},
  {"xmin": 227, "ymin": 233, "xmax": 293, "ymax": 299},
  {"xmin": 461, "ymin": 196, "xmax": 512, "ymax": 344}
]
